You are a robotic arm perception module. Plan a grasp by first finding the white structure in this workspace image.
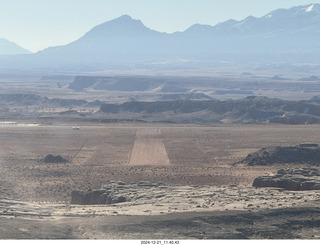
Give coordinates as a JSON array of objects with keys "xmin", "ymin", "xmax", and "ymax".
[{"xmin": 0, "ymin": 121, "xmax": 17, "ymax": 125}]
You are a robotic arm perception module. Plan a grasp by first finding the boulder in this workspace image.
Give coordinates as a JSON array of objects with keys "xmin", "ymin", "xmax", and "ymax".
[
  {"xmin": 253, "ymin": 168, "xmax": 320, "ymax": 191},
  {"xmin": 70, "ymin": 190, "xmax": 86, "ymax": 205},
  {"xmin": 70, "ymin": 182, "xmax": 128, "ymax": 205},
  {"xmin": 71, "ymin": 189, "xmax": 110, "ymax": 205},
  {"xmin": 112, "ymin": 196, "xmax": 127, "ymax": 203}
]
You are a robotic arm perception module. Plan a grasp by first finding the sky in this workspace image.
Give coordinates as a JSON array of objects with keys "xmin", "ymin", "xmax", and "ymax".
[{"xmin": 0, "ymin": 0, "xmax": 317, "ymax": 52}]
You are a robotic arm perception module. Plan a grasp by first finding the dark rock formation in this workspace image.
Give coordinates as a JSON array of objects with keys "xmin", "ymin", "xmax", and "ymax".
[
  {"xmin": 238, "ymin": 144, "xmax": 320, "ymax": 166},
  {"xmin": 43, "ymin": 154, "xmax": 68, "ymax": 163},
  {"xmin": 71, "ymin": 181, "xmax": 128, "ymax": 205},
  {"xmin": 70, "ymin": 190, "xmax": 112, "ymax": 205},
  {"xmin": 70, "ymin": 180, "xmax": 168, "ymax": 205},
  {"xmin": 253, "ymin": 168, "xmax": 320, "ymax": 191},
  {"xmin": 98, "ymin": 95, "xmax": 320, "ymax": 124}
]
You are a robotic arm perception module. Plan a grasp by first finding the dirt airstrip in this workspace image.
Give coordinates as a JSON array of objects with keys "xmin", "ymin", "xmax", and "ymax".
[{"xmin": 129, "ymin": 129, "xmax": 170, "ymax": 166}]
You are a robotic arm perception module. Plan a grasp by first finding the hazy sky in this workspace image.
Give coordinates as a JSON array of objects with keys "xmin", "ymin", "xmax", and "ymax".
[{"xmin": 0, "ymin": 0, "xmax": 317, "ymax": 52}]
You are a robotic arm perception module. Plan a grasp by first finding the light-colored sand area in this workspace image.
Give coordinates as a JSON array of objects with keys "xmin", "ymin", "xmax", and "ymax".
[
  {"xmin": 129, "ymin": 129, "xmax": 170, "ymax": 166},
  {"xmin": 1, "ymin": 183, "xmax": 319, "ymax": 220}
]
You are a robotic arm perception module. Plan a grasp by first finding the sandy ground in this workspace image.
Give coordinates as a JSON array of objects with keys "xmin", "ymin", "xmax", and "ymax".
[
  {"xmin": 1, "ymin": 123, "xmax": 320, "ymax": 239},
  {"xmin": 1, "ymin": 123, "xmax": 320, "ymax": 203}
]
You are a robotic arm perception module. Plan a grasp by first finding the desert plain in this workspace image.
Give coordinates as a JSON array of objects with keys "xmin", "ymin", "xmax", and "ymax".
[{"xmin": 0, "ymin": 122, "xmax": 320, "ymax": 239}]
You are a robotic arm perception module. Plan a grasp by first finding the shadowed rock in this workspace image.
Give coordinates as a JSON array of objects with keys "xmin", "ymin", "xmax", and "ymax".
[
  {"xmin": 70, "ymin": 187, "xmax": 127, "ymax": 205},
  {"xmin": 71, "ymin": 190, "xmax": 110, "ymax": 205},
  {"xmin": 238, "ymin": 144, "xmax": 320, "ymax": 166},
  {"xmin": 253, "ymin": 168, "xmax": 320, "ymax": 191},
  {"xmin": 44, "ymin": 154, "xmax": 68, "ymax": 163}
]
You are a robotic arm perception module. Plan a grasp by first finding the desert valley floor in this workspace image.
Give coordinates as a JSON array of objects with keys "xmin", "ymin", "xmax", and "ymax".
[{"xmin": 0, "ymin": 123, "xmax": 320, "ymax": 239}]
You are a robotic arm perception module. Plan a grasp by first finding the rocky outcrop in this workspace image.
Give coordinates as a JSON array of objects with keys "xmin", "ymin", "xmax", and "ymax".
[
  {"xmin": 70, "ymin": 181, "xmax": 129, "ymax": 205},
  {"xmin": 253, "ymin": 168, "xmax": 320, "ymax": 191},
  {"xmin": 238, "ymin": 145, "xmax": 320, "ymax": 166},
  {"xmin": 70, "ymin": 180, "xmax": 168, "ymax": 205},
  {"xmin": 70, "ymin": 189, "xmax": 127, "ymax": 205}
]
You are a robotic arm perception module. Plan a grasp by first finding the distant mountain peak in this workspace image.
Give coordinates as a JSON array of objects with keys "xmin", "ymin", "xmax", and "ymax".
[
  {"xmin": 306, "ymin": 4, "xmax": 314, "ymax": 12},
  {"xmin": 118, "ymin": 14, "xmax": 132, "ymax": 19},
  {"xmin": 109, "ymin": 14, "xmax": 141, "ymax": 25},
  {"xmin": 263, "ymin": 3, "xmax": 320, "ymax": 18},
  {"xmin": 82, "ymin": 14, "xmax": 158, "ymax": 39},
  {"xmin": 0, "ymin": 37, "xmax": 31, "ymax": 55},
  {"xmin": 304, "ymin": 3, "xmax": 320, "ymax": 13}
]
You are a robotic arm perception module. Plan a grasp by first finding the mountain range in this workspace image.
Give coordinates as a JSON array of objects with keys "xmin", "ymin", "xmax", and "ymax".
[{"xmin": 1, "ymin": 3, "xmax": 320, "ymax": 72}]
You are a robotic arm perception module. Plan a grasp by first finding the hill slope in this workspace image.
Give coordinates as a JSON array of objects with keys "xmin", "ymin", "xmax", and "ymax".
[{"xmin": 0, "ymin": 38, "xmax": 31, "ymax": 55}]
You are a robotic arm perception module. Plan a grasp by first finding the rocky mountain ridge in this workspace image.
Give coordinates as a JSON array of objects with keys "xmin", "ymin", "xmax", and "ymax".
[{"xmin": 1, "ymin": 4, "xmax": 320, "ymax": 71}]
